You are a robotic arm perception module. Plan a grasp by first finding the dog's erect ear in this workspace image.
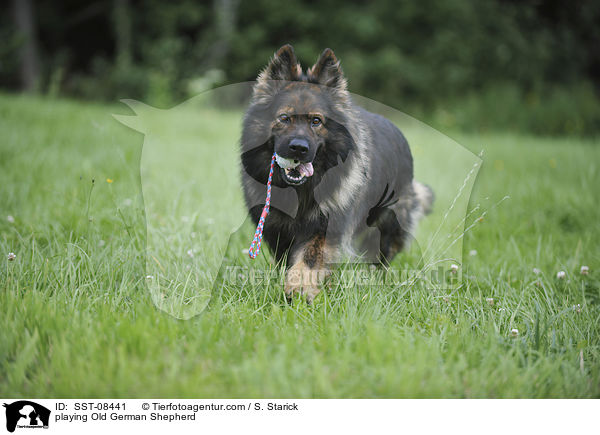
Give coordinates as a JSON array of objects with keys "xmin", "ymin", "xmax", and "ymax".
[
  {"xmin": 253, "ymin": 45, "xmax": 302, "ymax": 104},
  {"xmin": 308, "ymin": 48, "xmax": 347, "ymax": 91},
  {"xmin": 259, "ymin": 44, "xmax": 302, "ymax": 82}
]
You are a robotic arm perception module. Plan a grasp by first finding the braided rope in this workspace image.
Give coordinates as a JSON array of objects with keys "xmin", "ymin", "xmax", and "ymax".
[{"xmin": 248, "ymin": 153, "xmax": 276, "ymax": 259}]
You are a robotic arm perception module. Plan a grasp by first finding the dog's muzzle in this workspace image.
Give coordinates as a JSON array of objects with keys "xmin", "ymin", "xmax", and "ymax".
[{"xmin": 275, "ymin": 153, "xmax": 314, "ymax": 185}]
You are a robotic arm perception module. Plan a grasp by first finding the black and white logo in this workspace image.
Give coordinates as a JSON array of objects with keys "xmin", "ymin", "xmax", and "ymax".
[{"xmin": 3, "ymin": 401, "xmax": 50, "ymax": 433}]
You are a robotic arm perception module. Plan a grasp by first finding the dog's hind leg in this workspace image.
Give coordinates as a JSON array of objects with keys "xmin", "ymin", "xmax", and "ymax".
[
  {"xmin": 375, "ymin": 181, "xmax": 434, "ymax": 265},
  {"xmin": 376, "ymin": 209, "xmax": 411, "ymax": 266}
]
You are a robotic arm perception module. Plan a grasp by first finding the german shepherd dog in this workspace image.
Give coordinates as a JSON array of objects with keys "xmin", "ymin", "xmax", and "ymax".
[{"xmin": 241, "ymin": 45, "xmax": 433, "ymax": 303}]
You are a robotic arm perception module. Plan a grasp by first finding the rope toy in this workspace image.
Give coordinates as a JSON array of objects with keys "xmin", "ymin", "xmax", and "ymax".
[{"xmin": 248, "ymin": 153, "xmax": 276, "ymax": 258}]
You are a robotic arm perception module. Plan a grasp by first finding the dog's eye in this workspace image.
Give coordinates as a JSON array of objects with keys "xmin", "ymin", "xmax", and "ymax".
[
  {"xmin": 311, "ymin": 117, "xmax": 322, "ymax": 126},
  {"xmin": 278, "ymin": 114, "xmax": 290, "ymax": 123}
]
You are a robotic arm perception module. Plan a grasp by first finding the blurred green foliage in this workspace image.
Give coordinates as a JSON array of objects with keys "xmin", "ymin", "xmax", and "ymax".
[{"xmin": 2, "ymin": 0, "xmax": 599, "ymax": 135}]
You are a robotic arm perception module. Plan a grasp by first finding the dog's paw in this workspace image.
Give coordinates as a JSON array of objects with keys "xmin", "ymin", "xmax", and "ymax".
[
  {"xmin": 284, "ymin": 263, "xmax": 322, "ymax": 304},
  {"xmin": 303, "ymin": 285, "xmax": 321, "ymax": 304},
  {"xmin": 284, "ymin": 283, "xmax": 321, "ymax": 305}
]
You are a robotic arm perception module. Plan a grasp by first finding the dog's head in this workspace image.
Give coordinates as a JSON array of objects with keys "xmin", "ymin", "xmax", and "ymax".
[{"xmin": 246, "ymin": 45, "xmax": 355, "ymax": 187}]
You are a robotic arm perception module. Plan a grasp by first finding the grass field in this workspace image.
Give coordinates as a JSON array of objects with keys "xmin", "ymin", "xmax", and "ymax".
[{"xmin": 1, "ymin": 92, "xmax": 599, "ymax": 398}]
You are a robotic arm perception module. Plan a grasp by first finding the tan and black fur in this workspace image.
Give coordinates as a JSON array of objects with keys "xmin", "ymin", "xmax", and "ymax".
[{"xmin": 241, "ymin": 45, "xmax": 433, "ymax": 303}]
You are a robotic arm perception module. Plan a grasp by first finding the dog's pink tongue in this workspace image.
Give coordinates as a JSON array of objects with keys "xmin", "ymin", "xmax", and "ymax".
[{"xmin": 298, "ymin": 162, "xmax": 314, "ymax": 177}]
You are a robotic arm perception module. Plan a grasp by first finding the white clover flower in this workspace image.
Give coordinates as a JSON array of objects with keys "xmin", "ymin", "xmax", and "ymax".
[
  {"xmin": 7, "ymin": 252, "xmax": 16, "ymax": 261},
  {"xmin": 510, "ymin": 328, "xmax": 519, "ymax": 337},
  {"xmin": 450, "ymin": 264, "xmax": 459, "ymax": 274},
  {"xmin": 146, "ymin": 275, "xmax": 154, "ymax": 280},
  {"xmin": 533, "ymin": 268, "xmax": 541, "ymax": 275},
  {"xmin": 486, "ymin": 297, "xmax": 494, "ymax": 306},
  {"xmin": 7, "ymin": 215, "xmax": 15, "ymax": 223},
  {"xmin": 580, "ymin": 266, "xmax": 589, "ymax": 275},
  {"xmin": 556, "ymin": 271, "xmax": 566, "ymax": 279},
  {"xmin": 573, "ymin": 304, "xmax": 582, "ymax": 313},
  {"xmin": 187, "ymin": 249, "xmax": 194, "ymax": 258},
  {"xmin": 469, "ymin": 250, "xmax": 478, "ymax": 256}
]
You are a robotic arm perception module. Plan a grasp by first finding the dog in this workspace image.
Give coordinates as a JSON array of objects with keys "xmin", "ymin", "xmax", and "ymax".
[{"xmin": 240, "ymin": 44, "xmax": 433, "ymax": 303}]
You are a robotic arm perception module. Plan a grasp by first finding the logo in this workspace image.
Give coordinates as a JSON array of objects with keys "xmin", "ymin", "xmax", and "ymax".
[{"xmin": 3, "ymin": 401, "xmax": 50, "ymax": 433}]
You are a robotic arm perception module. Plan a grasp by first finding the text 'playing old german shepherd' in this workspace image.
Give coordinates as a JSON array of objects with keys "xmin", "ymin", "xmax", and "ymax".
[{"xmin": 241, "ymin": 44, "xmax": 433, "ymax": 303}]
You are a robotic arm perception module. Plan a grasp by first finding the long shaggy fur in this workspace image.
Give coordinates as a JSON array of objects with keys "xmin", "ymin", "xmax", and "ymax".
[{"xmin": 240, "ymin": 45, "xmax": 433, "ymax": 302}]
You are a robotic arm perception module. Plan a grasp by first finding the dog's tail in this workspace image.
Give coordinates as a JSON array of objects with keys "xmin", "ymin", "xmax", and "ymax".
[{"xmin": 413, "ymin": 181, "xmax": 434, "ymax": 216}]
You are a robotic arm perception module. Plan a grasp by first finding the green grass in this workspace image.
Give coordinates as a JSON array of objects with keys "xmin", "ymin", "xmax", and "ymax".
[{"xmin": 1, "ymin": 92, "xmax": 599, "ymax": 398}]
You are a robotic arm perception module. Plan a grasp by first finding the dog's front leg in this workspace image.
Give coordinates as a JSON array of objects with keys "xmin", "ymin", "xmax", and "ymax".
[{"xmin": 284, "ymin": 235, "xmax": 334, "ymax": 304}]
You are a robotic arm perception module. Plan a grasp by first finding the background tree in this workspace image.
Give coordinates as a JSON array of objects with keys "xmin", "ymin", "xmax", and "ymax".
[
  {"xmin": 12, "ymin": 0, "xmax": 40, "ymax": 92},
  {"xmin": 0, "ymin": 0, "xmax": 598, "ymax": 135}
]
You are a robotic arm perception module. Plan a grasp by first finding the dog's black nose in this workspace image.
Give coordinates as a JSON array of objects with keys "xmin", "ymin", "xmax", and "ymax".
[{"xmin": 288, "ymin": 138, "xmax": 309, "ymax": 156}]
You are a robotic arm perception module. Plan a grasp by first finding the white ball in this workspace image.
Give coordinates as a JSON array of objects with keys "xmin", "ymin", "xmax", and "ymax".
[{"xmin": 275, "ymin": 154, "xmax": 299, "ymax": 169}]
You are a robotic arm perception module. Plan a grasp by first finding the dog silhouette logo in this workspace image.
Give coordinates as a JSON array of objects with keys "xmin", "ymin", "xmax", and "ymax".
[{"xmin": 3, "ymin": 401, "xmax": 50, "ymax": 432}]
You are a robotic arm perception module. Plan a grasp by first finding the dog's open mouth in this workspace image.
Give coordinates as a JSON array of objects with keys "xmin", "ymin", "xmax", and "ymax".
[{"xmin": 275, "ymin": 154, "xmax": 314, "ymax": 185}]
